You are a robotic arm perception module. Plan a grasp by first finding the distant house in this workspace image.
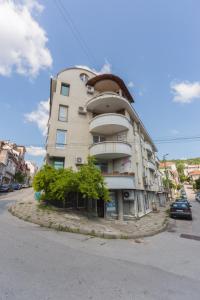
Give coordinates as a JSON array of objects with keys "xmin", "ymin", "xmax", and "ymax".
[
  {"xmin": 0, "ymin": 141, "xmax": 30, "ymax": 184},
  {"xmin": 184, "ymin": 164, "xmax": 200, "ymax": 177},
  {"xmin": 188, "ymin": 170, "xmax": 200, "ymax": 181}
]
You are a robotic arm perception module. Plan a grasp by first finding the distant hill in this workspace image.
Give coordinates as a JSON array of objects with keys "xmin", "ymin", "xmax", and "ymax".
[{"xmin": 166, "ymin": 158, "xmax": 200, "ymax": 165}]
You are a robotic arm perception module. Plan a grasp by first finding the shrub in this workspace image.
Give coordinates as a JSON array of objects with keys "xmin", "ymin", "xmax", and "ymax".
[{"xmin": 33, "ymin": 157, "xmax": 110, "ymax": 207}]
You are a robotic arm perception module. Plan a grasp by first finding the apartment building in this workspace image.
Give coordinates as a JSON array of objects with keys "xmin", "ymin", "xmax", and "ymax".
[
  {"xmin": 0, "ymin": 141, "xmax": 29, "ymax": 184},
  {"xmin": 46, "ymin": 67, "xmax": 166, "ymax": 220}
]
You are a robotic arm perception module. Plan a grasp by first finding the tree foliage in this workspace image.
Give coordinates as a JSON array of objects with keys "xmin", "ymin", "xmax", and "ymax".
[
  {"xmin": 14, "ymin": 171, "xmax": 25, "ymax": 183},
  {"xmin": 77, "ymin": 157, "xmax": 110, "ymax": 202},
  {"xmin": 33, "ymin": 157, "xmax": 110, "ymax": 206},
  {"xmin": 194, "ymin": 178, "xmax": 200, "ymax": 190}
]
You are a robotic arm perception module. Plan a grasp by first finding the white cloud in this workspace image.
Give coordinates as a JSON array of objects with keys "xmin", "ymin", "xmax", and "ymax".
[
  {"xmin": 76, "ymin": 60, "xmax": 112, "ymax": 75},
  {"xmin": 171, "ymin": 129, "xmax": 179, "ymax": 135},
  {"xmin": 26, "ymin": 146, "xmax": 46, "ymax": 156},
  {"xmin": 99, "ymin": 60, "xmax": 112, "ymax": 74},
  {"xmin": 0, "ymin": 0, "xmax": 52, "ymax": 77},
  {"xmin": 171, "ymin": 81, "xmax": 200, "ymax": 103},
  {"xmin": 25, "ymin": 99, "xmax": 49, "ymax": 136},
  {"xmin": 127, "ymin": 81, "xmax": 134, "ymax": 88}
]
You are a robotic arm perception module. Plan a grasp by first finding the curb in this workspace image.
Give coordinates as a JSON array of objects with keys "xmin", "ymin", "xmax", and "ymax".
[{"xmin": 8, "ymin": 204, "xmax": 168, "ymax": 240}]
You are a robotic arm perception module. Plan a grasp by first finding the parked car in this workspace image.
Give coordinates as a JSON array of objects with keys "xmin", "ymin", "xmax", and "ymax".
[
  {"xmin": 12, "ymin": 183, "xmax": 21, "ymax": 190},
  {"xmin": 176, "ymin": 198, "xmax": 191, "ymax": 206},
  {"xmin": 22, "ymin": 183, "xmax": 29, "ymax": 188},
  {"xmin": 170, "ymin": 201, "xmax": 192, "ymax": 220},
  {"xmin": 196, "ymin": 192, "xmax": 200, "ymax": 202},
  {"xmin": 0, "ymin": 184, "xmax": 14, "ymax": 192}
]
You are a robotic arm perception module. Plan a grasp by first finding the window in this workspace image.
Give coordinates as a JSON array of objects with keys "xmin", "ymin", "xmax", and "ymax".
[
  {"xmin": 53, "ymin": 157, "xmax": 65, "ymax": 169},
  {"xmin": 93, "ymin": 135, "xmax": 106, "ymax": 143},
  {"xmin": 95, "ymin": 162, "xmax": 108, "ymax": 173},
  {"xmin": 80, "ymin": 73, "xmax": 89, "ymax": 83},
  {"xmin": 58, "ymin": 105, "xmax": 68, "ymax": 122},
  {"xmin": 56, "ymin": 129, "xmax": 67, "ymax": 148},
  {"xmin": 60, "ymin": 83, "xmax": 70, "ymax": 96}
]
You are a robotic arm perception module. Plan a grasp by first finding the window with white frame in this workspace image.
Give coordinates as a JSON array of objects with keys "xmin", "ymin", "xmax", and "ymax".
[
  {"xmin": 80, "ymin": 73, "xmax": 89, "ymax": 83},
  {"xmin": 93, "ymin": 135, "xmax": 106, "ymax": 143},
  {"xmin": 60, "ymin": 83, "xmax": 70, "ymax": 96},
  {"xmin": 58, "ymin": 105, "xmax": 68, "ymax": 122},
  {"xmin": 56, "ymin": 130, "xmax": 67, "ymax": 148}
]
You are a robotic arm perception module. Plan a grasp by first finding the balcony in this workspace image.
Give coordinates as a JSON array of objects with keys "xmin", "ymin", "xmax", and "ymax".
[
  {"xmin": 89, "ymin": 141, "xmax": 132, "ymax": 159},
  {"xmin": 148, "ymin": 161, "xmax": 156, "ymax": 171},
  {"xmin": 89, "ymin": 113, "xmax": 129, "ymax": 135},
  {"xmin": 145, "ymin": 142, "xmax": 153, "ymax": 153},
  {"xmin": 103, "ymin": 174, "xmax": 135, "ymax": 189},
  {"xmin": 5, "ymin": 165, "xmax": 16, "ymax": 175},
  {"xmin": 87, "ymin": 92, "xmax": 130, "ymax": 113}
]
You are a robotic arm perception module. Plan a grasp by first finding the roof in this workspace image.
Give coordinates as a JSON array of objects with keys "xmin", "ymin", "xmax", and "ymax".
[
  {"xmin": 159, "ymin": 162, "xmax": 175, "ymax": 168},
  {"xmin": 188, "ymin": 170, "xmax": 200, "ymax": 176},
  {"xmin": 86, "ymin": 74, "xmax": 134, "ymax": 102}
]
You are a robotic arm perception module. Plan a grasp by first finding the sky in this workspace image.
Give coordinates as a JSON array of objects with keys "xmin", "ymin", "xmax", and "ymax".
[{"xmin": 0, "ymin": 0, "xmax": 200, "ymax": 166}]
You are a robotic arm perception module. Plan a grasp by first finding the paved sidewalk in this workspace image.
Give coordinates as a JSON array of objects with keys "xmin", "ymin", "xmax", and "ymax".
[{"xmin": 9, "ymin": 195, "xmax": 169, "ymax": 239}]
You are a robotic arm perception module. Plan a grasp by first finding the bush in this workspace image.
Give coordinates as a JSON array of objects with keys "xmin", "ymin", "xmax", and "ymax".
[{"xmin": 33, "ymin": 157, "xmax": 110, "ymax": 207}]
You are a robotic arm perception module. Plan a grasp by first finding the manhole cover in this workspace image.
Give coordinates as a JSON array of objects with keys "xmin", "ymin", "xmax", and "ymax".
[{"xmin": 180, "ymin": 234, "xmax": 200, "ymax": 241}]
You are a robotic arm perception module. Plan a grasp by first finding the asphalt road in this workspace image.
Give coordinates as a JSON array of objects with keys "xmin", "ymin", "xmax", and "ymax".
[{"xmin": 0, "ymin": 187, "xmax": 200, "ymax": 300}]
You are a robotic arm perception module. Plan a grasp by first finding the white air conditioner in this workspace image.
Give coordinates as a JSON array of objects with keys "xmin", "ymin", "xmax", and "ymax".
[
  {"xmin": 87, "ymin": 86, "xmax": 94, "ymax": 94},
  {"xmin": 78, "ymin": 106, "xmax": 87, "ymax": 115},
  {"xmin": 123, "ymin": 190, "xmax": 134, "ymax": 201},
  {"xmin": 75, "ymin": 157, "xmax": 83, "ymax": 165}
]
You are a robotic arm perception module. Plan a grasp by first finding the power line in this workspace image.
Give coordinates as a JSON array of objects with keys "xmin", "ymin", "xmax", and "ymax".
[{"xmin": 54, "ymin": 0, "xmax": 96, "ymax": 66}]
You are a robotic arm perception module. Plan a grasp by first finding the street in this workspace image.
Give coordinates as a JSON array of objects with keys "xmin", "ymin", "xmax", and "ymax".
[{"xmin": 0, "ymin": 188, "xmax": 200, "ymax": 300}]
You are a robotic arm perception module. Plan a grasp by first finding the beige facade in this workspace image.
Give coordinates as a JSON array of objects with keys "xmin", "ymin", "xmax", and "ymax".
[{"xmin": 46, "ymin": 67, "xmax": 166, "ymax": 219}]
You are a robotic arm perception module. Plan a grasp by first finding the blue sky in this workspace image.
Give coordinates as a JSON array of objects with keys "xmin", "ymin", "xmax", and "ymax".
[{"xmin": 0, "ymin": 0, "xmax": 200, "ymax": 166}]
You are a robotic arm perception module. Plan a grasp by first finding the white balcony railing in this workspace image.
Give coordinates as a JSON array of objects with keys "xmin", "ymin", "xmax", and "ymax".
[
  {"xmin": 148, "ymin": 161, "xmax": 156, "ymax": 171},
  {"xmin": 89, "ymin": 113, "xmax": 130, "ymax": 135},
  {"xmin": 145, "ymin": 142, "xmax": 153, "ymax": 153},
  {"xmin": 104, "ymin": 174, "xmax": 135, "ymax": 189},
  {"xmin": 89, "ymin": 141, "xmax": 132, "ymax": 159},
  {"xmin": 87, "ymin": 92, "xmax": 130, "ymax": 113}
]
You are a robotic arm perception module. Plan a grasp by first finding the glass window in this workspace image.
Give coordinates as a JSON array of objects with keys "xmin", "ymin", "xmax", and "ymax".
[
  {"xmin": 95, "ymin": 162, "xmax": 108, "ymax": 173},
  {"xmin": 58, "ymin": 105, "xmax": 68, "ymax": 122},
  {"xmin": 93, "ymin": 135, "xmax": 106, "ymax": 143},
  {"xmin": 80, "ymin": 73, "xmax": 89, "ymax": 83},
  {"xmin": 60, "ymin": 83, "xmax": 70, "ymax": 96},
  {"xmin": 56, "ymin": 130, "xmax": 67, "ymax": 148},
  {"xmin": 53, "ymin": 158, "xmax": 65, "ymax": 169}
]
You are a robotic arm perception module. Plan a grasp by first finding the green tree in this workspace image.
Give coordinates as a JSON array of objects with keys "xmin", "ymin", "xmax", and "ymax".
[
  {"xmin": 33, "ymin": 157, "xmax": 110, "ymax": 208},
  {"xmin": 195, "ymin": 178, "xmax": 200, "ymax": 190},
  {"xmin": 14, "ymin": 171, "xmax": 25, "ymax": 183},
  {"xmin": 77, "ymin": 157, "xmax": 110, "ymax": 202},
  {"xmin": 176, "ymin": 162, "xmax": 186, "ymax": 183},
  {"xmin": 33, "ymin": 165, "xmax": 58, "ymax": 200}
]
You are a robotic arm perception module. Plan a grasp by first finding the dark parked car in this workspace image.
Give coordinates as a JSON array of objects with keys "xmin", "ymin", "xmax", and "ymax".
[
  {"xmin": 12, "ymin": 183, "xmax": 21, "ymax": 190},
  {"xmin": 0, "ymin": 184, "xmax": 14, "ymax": 192},
  {"xmin": 175, "ymin": 198, "xmax": 191, "ymax": 206},
  {"xmin": 170, "ymin": 201, "xmax": 192, "ymax": 220}
]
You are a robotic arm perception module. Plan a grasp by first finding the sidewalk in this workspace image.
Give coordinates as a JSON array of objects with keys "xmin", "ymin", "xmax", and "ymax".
[{"xmin": 9, "ymin": 196, "xmax": 169, "ymax": 239}]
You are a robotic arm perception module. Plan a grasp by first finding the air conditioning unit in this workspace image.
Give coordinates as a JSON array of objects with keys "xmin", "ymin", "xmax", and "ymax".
[
  {"xmin": 75, "ymin": 157, "xmax": 83, "ymax": 165},
  {"xmin": 87, "ymin": 86, "xmax": 94, "ymax": 94},
  {"xmin": 78, "ymin": 106, "xmax": 87, "ymax": 115},
  {"xmin": 123, "ymin": 190, "xmax": 134, "ymax": 201}
]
